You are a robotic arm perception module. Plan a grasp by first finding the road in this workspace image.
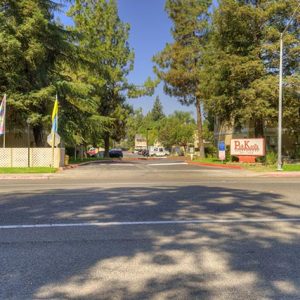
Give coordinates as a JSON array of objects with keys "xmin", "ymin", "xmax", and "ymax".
[{"xmin": 1, "ymin": 160, "xmax": 300, "ymax": 299}]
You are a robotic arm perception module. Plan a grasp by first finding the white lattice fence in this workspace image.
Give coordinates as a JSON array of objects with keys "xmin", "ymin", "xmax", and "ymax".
[
  {"xmin": 12, "ymin": 148, "xmax": 29, "ymax": 167},
  {"xmin": 0, "ymin": 148, "xmax": 11, "ymax": 167},
  {"xmin": 0, "ymin": 148, "xmax": 65, "ymax": 168}
]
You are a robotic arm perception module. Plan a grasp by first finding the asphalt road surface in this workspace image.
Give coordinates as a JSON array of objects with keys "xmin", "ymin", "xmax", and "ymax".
[{"xmin": 1, "ymin": 160, "xmax": 300, "ymax": 299}]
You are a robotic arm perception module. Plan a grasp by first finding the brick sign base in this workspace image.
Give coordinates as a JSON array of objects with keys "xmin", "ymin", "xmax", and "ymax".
[{"xmin": 237, "ymin": 156, "xmax": 256, "ymax": 163}]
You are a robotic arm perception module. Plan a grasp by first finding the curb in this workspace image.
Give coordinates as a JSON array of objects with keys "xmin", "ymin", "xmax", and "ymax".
[
  {"xmin": 260, "ymin": 172, "xmax": 300, "ymax": 178},
  {"xmin": 187, "ymin": 161, "xmax": 244, "ymax": 170},
  {"xmin": 0, "ymin": 175, "xmax": 51, "ymax": 180}
]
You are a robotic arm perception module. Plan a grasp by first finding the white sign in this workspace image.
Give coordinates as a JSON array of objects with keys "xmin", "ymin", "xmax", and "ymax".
[
  {"xmin": 219, "ymin": 150, "xmax": 226, "ymax": 160},
  {"xmin": 47, "ymin": 133, "xmax": 61, "ymax": 147},
  {"xmin": 230, "ymin": 138, "xmax": 265, "ymax": 156}
]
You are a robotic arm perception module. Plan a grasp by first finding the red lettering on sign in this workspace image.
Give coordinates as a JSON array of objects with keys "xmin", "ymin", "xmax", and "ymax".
[{"xmin": 234, "ymin": 141, "xmax": 240, "ymax": 150}]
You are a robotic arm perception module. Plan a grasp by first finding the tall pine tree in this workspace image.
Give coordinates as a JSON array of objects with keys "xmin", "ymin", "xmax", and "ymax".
[
  {"xmin": 203, "ymin": 0, "xmax": 300, "ymax": 138},
  {"xmin": 151, "ymin": 96, "xmax": 165, "ymax": 121},
  {"xmin": 0, "ymin": 0, "xmax": 70, "ymax": 145},
  {"xmin": 153, "ymin": 0, "xmax": 212, "ymax": 157}
]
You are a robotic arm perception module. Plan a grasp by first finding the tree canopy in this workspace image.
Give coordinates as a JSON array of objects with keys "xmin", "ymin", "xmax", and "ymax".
[
  {"xmin": 202, "ymin": 0, "xmax": 300, "ymax": 138},
  {"xmin": 153, "ymin": 0, "xmax": 212, "ymax": 158}
]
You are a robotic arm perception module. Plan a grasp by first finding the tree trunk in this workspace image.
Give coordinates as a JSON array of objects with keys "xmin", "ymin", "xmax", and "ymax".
[
  {"xmin": 32, "ymin": 124, "xmax": 44, "ymax": 147},
  {"xmin": 254, "ymin": 119, "xmax": 264, "ymax": 138},
  {"xmin": 104, "ymin": 132, "xmax": 110, "ymax": 158},
  {"xmin": 195, "ymin": 98, "xmax": 205, "ymax": 158}
]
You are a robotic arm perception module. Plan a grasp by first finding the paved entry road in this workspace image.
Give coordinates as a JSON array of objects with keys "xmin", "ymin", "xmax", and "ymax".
[{"xmin": 1, "ymin": 160, "xmax": 300, "ymax": 299}]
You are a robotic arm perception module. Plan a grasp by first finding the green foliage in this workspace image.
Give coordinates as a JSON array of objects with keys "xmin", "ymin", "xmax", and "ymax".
[
  {"xmin": 202, "ymin": 0, "xmax": 300, "ymax": 136},
  {"xmin": 153, "ymin": 0, "xmax": 212, "ymax": 158},
  {"xmin": 0, "ymin": 0, "xmax": 70, "ymax": 145},
  {"xmin": 125, "ymin": 107, "xmax": 198, "ymax": 152},
  {"xmin": 204, "ymin": 145, "xmax": 217, "ymax": 158},
  {"xmin": 0, "ymin": 0, "xmax": 152, "ymax": 150},
  {"xmin": 266, "ymin": 152, "xmax": 277, "ymax": 166},
  {"xmin": 0, "ymin": 167, "xmax": 57, "ymax": 174},
  {"xmin": 68, "ymin": 0, "xmax": 155, "ymax": 154},
  {"xmin": 283, "ymin": 164, "xmax": 300, "ymax": 172},
  {"xmin": 151, "ymin": 96, "xmax": 165, "ymax": 121},
  {"xmin": 158, "ymin": 111, "xmax": 196, "ymax": 150}
]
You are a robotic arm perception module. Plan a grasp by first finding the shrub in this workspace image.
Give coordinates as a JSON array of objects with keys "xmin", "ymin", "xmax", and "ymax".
[
  {"xmin": 265, "ymin": 151, "xmax": 277, "ymax": 165},
  {"xmin": 205, "ymin": 145, "xmax": 217, "ymax": 158}
]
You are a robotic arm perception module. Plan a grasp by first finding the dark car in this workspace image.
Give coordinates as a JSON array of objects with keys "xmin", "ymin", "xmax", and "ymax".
[
  {"xmin": 142, "ymin": 149, "xmax": 149, "ymax": 157},
  {"xmin": 109, "ymin": 148, "xmax": 123, "ymax": 158}
]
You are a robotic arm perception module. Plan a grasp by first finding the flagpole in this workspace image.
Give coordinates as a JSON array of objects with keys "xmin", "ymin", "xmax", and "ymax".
[
  {"xmin": 51, "ymin": 130, "xmax": 55, "ymax": 167},
  {"xmin": 57, "ymin": 94, "xmax": 61, "ymax": 168},
  {"xmin": 51, "ymin": 94, "xmax": 58, "ymax": 168},
  {"xmin": 3, "ymin": 94, "xmax": 6, "ymax": 148}
]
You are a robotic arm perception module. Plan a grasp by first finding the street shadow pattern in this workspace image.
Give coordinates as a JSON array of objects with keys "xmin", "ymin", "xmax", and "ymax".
[{"xmin": 1, "ymin": 185, "xmax": 300, "ymax": 299}]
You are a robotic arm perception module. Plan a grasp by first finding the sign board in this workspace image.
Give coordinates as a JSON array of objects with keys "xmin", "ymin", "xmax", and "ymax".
[
  {"xmin": 218, "ymin": 141, "xmax": 226, "ymax": 161},
  {"xmin": 218, "ymin": 141, "xmax": 225, "ymax": 151},
  {"xmin": 219, "ymin": 150, "xmax": 226, "ymax": 161},
  {"xmin": 47, "ymin": 133, "xmax": 60, "ymax": 147},
  {"xmin": 230, "ymin": 138, "xmax": 265, "ymax": 156}
]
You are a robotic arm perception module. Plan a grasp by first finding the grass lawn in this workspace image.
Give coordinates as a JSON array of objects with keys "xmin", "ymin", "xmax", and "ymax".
[
  {"xmin": 0, "ymin": 167, "xmax": 57, "ymax": 174},
  {"xmin": 193, "ymin": 157, "xmax": 224, "ymax": 164},
  {"xmin": 193, "ymin": 157, "xmax": 300, "ymax": 172},
  {"xmin": 283, "ymin": 164, "xmax": 300, "ymax": 171}
]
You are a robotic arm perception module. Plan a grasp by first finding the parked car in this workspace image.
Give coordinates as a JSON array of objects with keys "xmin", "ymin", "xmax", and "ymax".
[
  {"xmin": 109, "ymin": 148, "xmax": 123, "ymax": 158},
  {"xmin": 149, "ymin": 147, "xmax": 170, "ymax": 157},
  {"xmin": 142, "ymin": 149, "xmax": 149, "ymax": 157},
  {"xmin": 87, "ymin": 147, "xmax": 97, "ymax": 157},
  {"xmin": 138, "ymin": 149, "xmax": 145, "ymax": 155}
]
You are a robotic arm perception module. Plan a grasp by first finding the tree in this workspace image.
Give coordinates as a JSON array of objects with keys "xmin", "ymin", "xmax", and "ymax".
[
  {"xmin": 69, "ymin": 0, "xmax": 156, "ymax": 156},
  {"xmin": 68, "ymin": 0, "xmax": 134, "ymax": 156},
  {"xmin": 159, "ymin": 111, "xmax": 196, "ymax": 151},
  {"xmin": 153, "ymin": 0, "xmax": 212, "ymax": 157},
  {"xmin": 202, "ymin": 0, "xmax": 300, "ymax": 138},
  {"xmin": 126, "ymin": 108, "xmax": 144, "ymax": 149},
  {"xmin": 0, "ymin": 0, "xmax": 71, "ymax": 145},
  {"xmin": 151, "ymin": 96, "xmax": 165, "ymax": 121}
]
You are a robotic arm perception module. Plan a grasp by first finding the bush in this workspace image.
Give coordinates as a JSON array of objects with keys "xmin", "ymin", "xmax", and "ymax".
[
  {"xmin": 205, "ymin": 145, "xmax": 217, "ymax": 158},
  {"xmin": 231, "ymin": 155, "xmax": 239, "ymax": 162},
  {"xmin": 265, "ymin": 151, "xmax": 277, "ymax": 165},
  {"xmin": 256, "ymin": 156, "xmax": 266, "ymax": 164},
  {"xmin": 225, "ymin": 145, "xmax": 231, "ymax": 161}
]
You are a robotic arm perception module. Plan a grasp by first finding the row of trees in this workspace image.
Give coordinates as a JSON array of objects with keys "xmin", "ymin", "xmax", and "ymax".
[
  {"xmin": 0, "ymin": 0, "xmax": 155, "ymax": 155},
  {"xmin": 154, "ymin": 0, "xmax": 300, "ymax": 158},
  {"xmin": 1, "ymin": 0, "xmax": 298, "ymax": 158},
  {"xmin": 126, "ymin": 97, "xmax": 212, "ymax": 152}
]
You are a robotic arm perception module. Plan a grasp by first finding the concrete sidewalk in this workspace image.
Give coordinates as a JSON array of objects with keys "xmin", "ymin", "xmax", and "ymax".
[
  {"xmin": 0, "ymin": 174, "xmax": 52, "ymax": 180},
  {"xmin": 260, "ymin": 171, "xmax": 300, "ymax": 177},
  {"xmin": 186, "ymin": 161, "xmax": 300, "ymax": 177}
]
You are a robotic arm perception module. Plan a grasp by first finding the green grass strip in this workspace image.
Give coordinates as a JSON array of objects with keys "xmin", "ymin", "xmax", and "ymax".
[
  {"xmin": 283, "ymin": 164, "xmax": 300, "ymax": 172},
  {"xmin": 0, "ymin": 167, "xmax": 57, "ymax": 174}
]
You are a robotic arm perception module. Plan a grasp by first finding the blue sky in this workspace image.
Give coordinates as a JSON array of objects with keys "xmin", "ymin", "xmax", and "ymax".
[
  {"xmin": 57, "ymin": 0, "xmax": 215, "ymax": 116},
  {"xmin": 117, "ymin": 0, "xmax": 195, "ymax": 116}
]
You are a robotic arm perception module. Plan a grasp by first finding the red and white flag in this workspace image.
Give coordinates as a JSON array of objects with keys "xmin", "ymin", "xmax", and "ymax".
[{"xmin": 0, "ymin": 94, "xmax": 7, "ymax": 135}]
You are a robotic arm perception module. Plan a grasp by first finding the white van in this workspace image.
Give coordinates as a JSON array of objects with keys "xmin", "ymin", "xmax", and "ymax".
[{"xmin": 149, "ymin": 146, "xmax": 170, "ymax": 157}]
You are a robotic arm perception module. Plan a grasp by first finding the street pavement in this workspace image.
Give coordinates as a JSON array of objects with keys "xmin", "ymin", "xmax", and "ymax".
[{"xmin": 1, "ymin": 160, "xmax": 300, "ymax": 299}]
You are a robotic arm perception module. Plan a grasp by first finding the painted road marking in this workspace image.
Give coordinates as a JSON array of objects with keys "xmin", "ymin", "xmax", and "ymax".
[
  {"xmin": 148, "ymin": 163, "xmax": 188, "ymax": 166},
  {"xmin": 103, "ymin": 163, "xmax": 135, "ymax": 166},
  {"xmin": 1, "ymin": 218, "xmax": 300, "ymax": 229}
]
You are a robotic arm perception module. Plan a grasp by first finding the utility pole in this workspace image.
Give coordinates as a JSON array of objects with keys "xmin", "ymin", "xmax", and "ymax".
[
  {"xmin": 26, "ymin": 118, "xmax": 30, "ymax": 168},
  {"xmin": 146, "ymin": 128, "xmax": 150, "ymax": 152},
  {"xmin": 277, "ymin": 2, "xmax": 300, "ymax": 171}
]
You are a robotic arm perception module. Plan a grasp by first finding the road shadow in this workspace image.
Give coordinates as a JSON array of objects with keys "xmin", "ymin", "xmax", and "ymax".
[{"xmin": 1, "ymin": 185, "xmax": 300, "ymax": 299}]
